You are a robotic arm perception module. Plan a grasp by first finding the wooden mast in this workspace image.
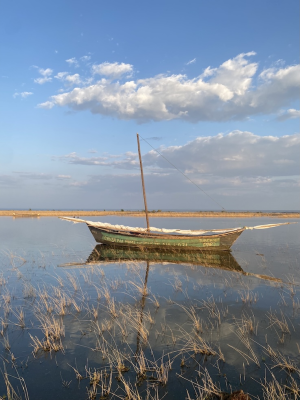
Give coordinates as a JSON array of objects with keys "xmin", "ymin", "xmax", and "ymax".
[{"xmin": 137, "ymin": 133, "xmax": 150, "ymax": 231}]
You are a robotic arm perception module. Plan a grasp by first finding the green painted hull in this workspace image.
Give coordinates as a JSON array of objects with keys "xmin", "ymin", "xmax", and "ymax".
[
  {"xmin": 87, "ymin": 244, "xmax": 242, "ymax": 271},
  {"xmin": 88, "ymin": 225, "xmax": 244, "ymax": 250}
]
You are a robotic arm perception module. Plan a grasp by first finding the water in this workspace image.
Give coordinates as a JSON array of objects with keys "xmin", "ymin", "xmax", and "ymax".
[{"xmin": 0, "ymin": 216, "xmax": 299, "ymax": 399}]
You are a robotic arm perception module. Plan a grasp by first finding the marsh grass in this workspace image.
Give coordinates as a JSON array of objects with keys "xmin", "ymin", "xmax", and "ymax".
[
  {"xmin": 0, "ymin": 247, "xmax": 299, "ymax": 400},
  {"xmin": 29, "ymin": 313, "xmax": 65, "ymax": 354},
  {"xmin": 0, "ymin": 363, "xmax": 29, "ymax": 400},
  {"xmin": 258, "ymin": 368, "xmax": 300, "ymax": 400},
  {"xmin": 12, "ymin": 307, "xmax": 26, "ymax": 329},
  {"xmin": 267, "ymin": 309, "xmax": 293, "ymax": 335}
]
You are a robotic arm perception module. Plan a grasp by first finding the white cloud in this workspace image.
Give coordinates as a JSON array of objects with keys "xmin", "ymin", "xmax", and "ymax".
[
  {"xmin": 13, "ymin": 91, "xmax": 33, "ymax": 98},
  {"xmin": 210, "ymin": 51, "xmax": 257, "ymax": 96},
  {"xmin": 69, "ymin": 180, "xmax": 88, "ymax": 187},
  {"xmin": 57, "ymin": 175, "xmax": 71, "ymax": 180},
  {"xmin": 186, "ymin": 58, "xmax": 196, "ymax": 65},
  {"xmin": 66, "ymin": 57, "xmax": 79, "ymax": 67},
  {"xmin": 54, "ymin": 72, "xmax": 69, "ymax": 80},
  {"xmin": 34, "ymin": 77, "xmax": 52, "ymax": 84},
  {"xmin": 54, "ymin": 152, "xmax": 116, "ymax": 166},
  {"xmin": 12, "ymin": 172, "xmax": 72, "ymax": 181},
  {"xmin": 54, "ymin": 72, "xmax": 81, "ymax": 86},
  {"xmin": 277, "ymin": 108, "xmax": 300, "ymax": 121},
  {"xmin": 34, "ymin": 67, "xmax": 53, "ymax": 84},
  {"xmin": 54, "ymin": 150, "xmax": 138, "ymax": 168},
  {"xmin": 17, "ymin": 172, "xmax": 53, "ymax": 180},
  {"xmin": 37, "ymin": 101, "xmax": 55, "ymax": 109},
  {"xmin": 81, "ymin": 55, "xmax": 91, "ymax": 62},
  {"xmin": 92, "ymin": 62, "xmax": 133, "ymax": 79},
  {"xmin": 39, "ymin": 68, "xmax": 52, "ymax": 76},
  {"xmin": 37, "ymin": 53, "xmax": 300, "ymax": 122},
  {"xmin": 65, "ymin": 74, "xmax": 81, "ymax": 85}
]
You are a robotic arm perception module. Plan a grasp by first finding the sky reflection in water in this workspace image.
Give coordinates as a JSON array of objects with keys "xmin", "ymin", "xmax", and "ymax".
[{"xmin": 0, "ymin": 217, "xmax": 299, "ymax": 399}]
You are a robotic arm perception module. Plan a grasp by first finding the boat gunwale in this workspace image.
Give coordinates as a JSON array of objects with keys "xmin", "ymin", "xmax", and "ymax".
[{"xmin": 87, "ymin": 224, "xmax": 246, "ymax": 239}]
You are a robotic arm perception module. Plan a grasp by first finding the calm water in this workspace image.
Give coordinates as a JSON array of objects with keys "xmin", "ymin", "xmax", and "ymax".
[{"xmin": 0, "ymin": 216, "xmax": 299, "ymax": 399}]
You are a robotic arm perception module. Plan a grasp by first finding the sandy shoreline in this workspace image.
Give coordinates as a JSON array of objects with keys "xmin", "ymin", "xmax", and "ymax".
[{"xmin": 0, "ymin": 210, "xmax": 299, "ymax": 218}]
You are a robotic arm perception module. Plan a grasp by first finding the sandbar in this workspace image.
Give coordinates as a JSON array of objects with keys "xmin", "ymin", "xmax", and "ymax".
[{"xmin": 0, "ymin": 210, "xmax": 299, "ymax": 218}]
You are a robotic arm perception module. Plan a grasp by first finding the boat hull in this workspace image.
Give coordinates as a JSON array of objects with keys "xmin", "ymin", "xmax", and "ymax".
[{"xmin": 87, "ymin": 225, "xmax": 244, "ymax": 250}]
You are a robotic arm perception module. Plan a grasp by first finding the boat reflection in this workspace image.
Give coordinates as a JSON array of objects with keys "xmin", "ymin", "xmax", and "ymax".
[
  {"xmin": 60, "ymin": 245, "xmax": 283, "ymax": 284},
  {"xmin": 86, "ymin": 244, "xmax": 242, "ymax": 272}
]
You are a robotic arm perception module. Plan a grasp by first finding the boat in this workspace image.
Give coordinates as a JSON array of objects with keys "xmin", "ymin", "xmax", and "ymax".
[
  {"xmin": 60, "ymin": 134, "xmax": 295, "ymax": 250},
  {"xmin": 13, "ymin": 213, "xmax": 40, "ymax": 218},
  {"xmin": 62, "ymin": 218, "xmax": 246, "ymax": 250}
]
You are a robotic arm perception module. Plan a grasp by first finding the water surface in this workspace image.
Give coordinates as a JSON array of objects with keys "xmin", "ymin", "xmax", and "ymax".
[{"xmin": 0, "ymin": 216, "xmax": 299, "ymax": 399}]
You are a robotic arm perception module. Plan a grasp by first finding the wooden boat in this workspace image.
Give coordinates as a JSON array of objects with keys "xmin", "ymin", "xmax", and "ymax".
[
  {"xmin": 86, "ymin": 224, "xmax": 244, "ymax": 250},
  {"xmin": 60, "ymin": 134, "xmax": 295, "ymax": 250}
]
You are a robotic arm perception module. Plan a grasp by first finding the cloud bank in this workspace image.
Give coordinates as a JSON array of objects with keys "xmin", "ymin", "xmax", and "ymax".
[
  {"xmin": 142, "ymin": 131, "xmax": 300, "ymax": 178},
  {"xmin": 38, "ymin": 53, "xmax": 300, "ymax": 122},
  {"xmin": 51, "ymin": 131, "xmax": 300, "ymax": 209},
  {"xmin": 55, "ymin": 131, "xmax": 300, "ymax": 178},
  {"xmin": 3, "ymin": 132, "xmax": 299, "ymax": 209}
]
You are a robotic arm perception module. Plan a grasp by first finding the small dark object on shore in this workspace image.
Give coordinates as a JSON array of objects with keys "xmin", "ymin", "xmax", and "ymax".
[{"xmin": 219, "ymin": 390, "xmax": 250, "ymax": 400}]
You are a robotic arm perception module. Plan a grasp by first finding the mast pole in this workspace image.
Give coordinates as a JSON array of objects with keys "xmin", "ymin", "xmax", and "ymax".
[{"xmin": 137, "ymin": 133, "xmax": 150, "ymax": 231}]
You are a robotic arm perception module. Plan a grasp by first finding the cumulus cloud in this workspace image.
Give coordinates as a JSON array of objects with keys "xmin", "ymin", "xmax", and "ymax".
[
  {"xmin": 34, "ymin": 77, "xmax": 52, "ymax": 84},
  {"xmin": 37, "ymin": 53, "xmax": 300, "ymax": 122},
  {"xmin": 54, "ymin": 72, "xmax": 69, "ymax": 80},
  {"xmin": 34, "ymin": 68, "xmax": 53, "ymax": 84},
  {"xmin": 92, "ymin": 62, "xmax": 133, "ymax": 79},
  {"xmin": 65, "ymin": 74, "xmax": 81, "ymax": 85},
  {"xmin": 66, "ymin": 57, "xmax": 79, "ymax": 67},
  {"xmin": 54, "ymin": 72, "xmax": 81, "ymax": 86},
  {"xmin": 277, "ymin": 108, "xmax": 300, "ymax": 121},
  {"xmin": 13, "ymin": 91, "xmax": 33, "ymax": 98}
]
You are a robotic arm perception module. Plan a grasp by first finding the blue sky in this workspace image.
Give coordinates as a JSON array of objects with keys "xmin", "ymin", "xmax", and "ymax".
[{"xmin": 1, "ymin": 0, "xmax": 299, "ymax": 210}]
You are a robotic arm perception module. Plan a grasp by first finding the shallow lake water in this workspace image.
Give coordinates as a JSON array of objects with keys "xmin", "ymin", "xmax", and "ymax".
[{"xmin": 0, "ymin": 216, "xmax": 299, "ymax": 399}]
